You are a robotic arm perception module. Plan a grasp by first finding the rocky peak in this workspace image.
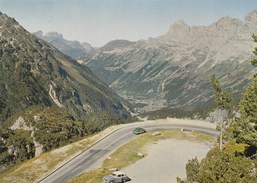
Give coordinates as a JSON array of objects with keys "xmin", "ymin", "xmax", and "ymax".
[
  {"xmin": 174, "ymin": 19, "xmax": 188, "ymax": 26},
  {"xmin": 0, "ymin": 12, "xmax": 8, "ymax": 22},
  {"xmin": 164, "ymin": 19, "xmax": 190, "ymax": 42},
  {"xmin": 81, "ymin": 42, "xmax": 95, "ymax": 53},
  {"xmin": 45, "ymin": 32, "xmax": 63, "ymax": 39},
  {"xmin": 34, "ymin": 30, "xmax": 95, "ymax": 59},
  {"xmin": 163, "ymin": 14, "xmax": 249, "ymax": 44},
  {"xmin": 0, "ymin": 12, "xmax": 20, "ymax": 29},
  {"xmin": 244, "ymin": 10, "xmax": 257, "ymax": 22},
  {"xmin": 34, "ymin": 31, "xmax": 63, "ymax": 42},
  {"xmin": 33, "ymin": 30, "xmax": 43, "ymax": 36},
  {"xmin": 168, "ymin": 19, "xmax": 190, "ymax": 32},
  {"xmin": 214, "ymin": 16, "xmax": 243, "ymax": 30}
]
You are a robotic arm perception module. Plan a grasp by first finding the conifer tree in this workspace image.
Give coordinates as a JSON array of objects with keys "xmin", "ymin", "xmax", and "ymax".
[
  {"xmin": 251, "ymin": 34, "xmax": 257, "ymax": 67},
  {"xmin": 210, "ymin": 74, "xmax": 233, "ymax": 150},
  {"xmin": 239, "ymin": 35, "xmax": 257, "ymax": 124},
  {"xmin": 210, "ymin": 74, "xmax": 233, "ymax": 115},
  {"xmin": 231, "ymin": 35, "xmax": 257, "ymax": 148}
]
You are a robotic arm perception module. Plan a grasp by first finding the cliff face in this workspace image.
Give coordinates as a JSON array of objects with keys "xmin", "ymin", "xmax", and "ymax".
[{"xmin": 82, "ymin": 11, "xmax": 257, "ymax": 111}]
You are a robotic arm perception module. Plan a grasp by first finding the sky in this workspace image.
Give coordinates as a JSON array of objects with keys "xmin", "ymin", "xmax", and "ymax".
[{"xmin": 0, "ymin": 0, "xmax": 257, "ymax": 47}]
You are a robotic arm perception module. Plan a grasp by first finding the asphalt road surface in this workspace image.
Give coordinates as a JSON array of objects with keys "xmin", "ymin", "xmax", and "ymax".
[{"xmin": 38, "ymin": 119, "xmax": 218, "ymax": 183}]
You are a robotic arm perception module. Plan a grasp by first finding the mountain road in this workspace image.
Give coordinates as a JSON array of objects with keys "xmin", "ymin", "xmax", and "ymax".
[{"xmin": 38, "ymin": 119, "xmax": 218, "ymax": 183}]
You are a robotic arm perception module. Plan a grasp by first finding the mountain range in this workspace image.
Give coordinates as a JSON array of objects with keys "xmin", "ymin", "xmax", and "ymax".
[
  {"xmin": 81, "ymin": 10, "xmax": 257, "ymax": 112},
  {"xmin": 34, "ymin": 31, "xmax": 94, "ymax": 59}
]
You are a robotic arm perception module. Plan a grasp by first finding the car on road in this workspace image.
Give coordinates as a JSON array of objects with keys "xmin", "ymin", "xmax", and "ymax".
[
  {"xmin": 103, "ymin": 171, "xmax": 131, "ymax": 183},
  {"xmin": 133, "ymin": 127, "xmax": 147, "ymax": 135}
]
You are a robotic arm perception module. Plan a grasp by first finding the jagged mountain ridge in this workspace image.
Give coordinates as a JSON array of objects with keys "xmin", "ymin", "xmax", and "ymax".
[
  {"xmin": 82, "ymin": 10, "xmax": 257, "ymax": 111},
  {"xmin": 0, "ymin": 12, "xmax": 132, "ymax": 124},
  {"xmin": 34, "ymin": 31, "xmax": 94, "ymax": 59}
]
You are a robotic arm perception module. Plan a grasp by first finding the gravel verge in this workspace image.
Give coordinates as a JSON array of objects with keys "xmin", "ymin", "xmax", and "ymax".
[{"xmin": 122, "ymin": 138, "xmax": 211, "ymax": 183}]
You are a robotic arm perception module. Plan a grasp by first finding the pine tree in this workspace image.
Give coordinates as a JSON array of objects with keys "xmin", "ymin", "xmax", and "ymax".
[
  {"xmin": 210, "ymin": 74, "xmax": 233, "ymax": 150},
  {"xmin": 210, "ymin": 74, "xmax": 233, "ymax": 114},
  {"xmin": 231, "ymin": 35, "xmax": 257, "ymax": 148},
  {"xmin": 251, "ymin": 34, "xmax": 257, "ymax": 67},
  {"xmin": 239, "ymin": 35, "xmax": 257, "ymax": 124}
]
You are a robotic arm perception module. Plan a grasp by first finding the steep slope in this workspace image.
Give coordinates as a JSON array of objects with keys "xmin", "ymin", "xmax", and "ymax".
[
  {"xmin": 34, "ymin": 31, "xmax": 94, "ymax": 59},
  {"xmin": 0, "ymin": 12, "xmax": 132, "ymax": 124},
  {"xmin": 82, "ymin": 10, "xmax": 257, "ymax": 111}
]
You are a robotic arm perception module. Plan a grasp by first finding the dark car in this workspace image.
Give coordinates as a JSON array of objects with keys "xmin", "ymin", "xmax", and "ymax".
[{"xmin": 133, "ymin": 127, "xmax": 147, "ymax": 135}]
